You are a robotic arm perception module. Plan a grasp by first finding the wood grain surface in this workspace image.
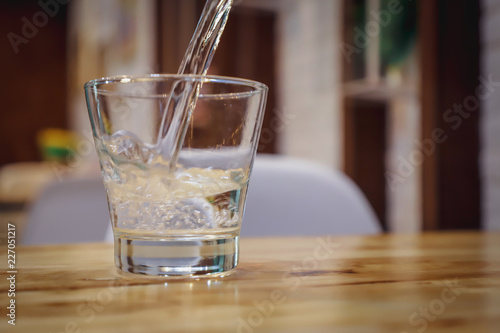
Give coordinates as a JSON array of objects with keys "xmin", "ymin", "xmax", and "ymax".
[{"xmin": 1, "ymin": 232, "xmax": 499, "ymax": 332}]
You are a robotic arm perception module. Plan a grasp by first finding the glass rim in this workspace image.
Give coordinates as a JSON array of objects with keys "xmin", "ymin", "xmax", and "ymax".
[{"xmin": 84, "ymin": 74, "xmax": 268, "ymax": 99}]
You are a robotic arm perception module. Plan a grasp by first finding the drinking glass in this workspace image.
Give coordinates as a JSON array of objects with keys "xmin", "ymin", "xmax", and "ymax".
[{"xmin": 84, "ymin": 74, "xmax": 267, "ymax": 277}]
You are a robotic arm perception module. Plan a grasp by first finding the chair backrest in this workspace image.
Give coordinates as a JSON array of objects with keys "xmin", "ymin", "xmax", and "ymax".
[
  {"xmin": 241, "ymin": 155, "xmax": 381, "ymax": 237},
  {"xmin": 22, "ymin": 177, "xmax": 111, "ymax": 245}
]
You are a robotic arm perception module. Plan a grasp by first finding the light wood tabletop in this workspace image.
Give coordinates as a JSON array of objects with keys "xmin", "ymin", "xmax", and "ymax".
[{"xmin": 1, "ymin": 232, "xmax": 499, "ymax": 333}]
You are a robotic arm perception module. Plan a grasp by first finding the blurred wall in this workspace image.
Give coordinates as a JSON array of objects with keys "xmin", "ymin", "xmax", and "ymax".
[
  {"xmin": 68, "ymin": 0, "xmax": 157, "ymax": 132},
  {"xmin": 66, "ymin": 0, "xmax": 157, "ymax": 174},
  {"xmin": 276, "ymin": 0, "xmax": 343, "ymax": 169}
]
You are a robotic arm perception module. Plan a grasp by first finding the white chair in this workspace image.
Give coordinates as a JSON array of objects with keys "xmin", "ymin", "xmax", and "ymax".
[
  {"xmin": 22, "ymin": 177, "xmax": 111, "ymax": 245},
  {"xmin": 240, "ymin": 155, "xmax": 381, "ymax": 237}
]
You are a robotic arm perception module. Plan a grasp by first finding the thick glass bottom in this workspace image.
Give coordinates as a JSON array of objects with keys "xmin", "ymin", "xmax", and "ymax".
[{"xmin": 114, "ymin": 231, "xmax": 238, "ymax": 278}]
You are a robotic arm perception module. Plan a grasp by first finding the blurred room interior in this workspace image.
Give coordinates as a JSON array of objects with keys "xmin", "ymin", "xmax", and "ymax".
[{"xmin": 0, "ymin": 0, "xmax": 496, "ymax": 244}]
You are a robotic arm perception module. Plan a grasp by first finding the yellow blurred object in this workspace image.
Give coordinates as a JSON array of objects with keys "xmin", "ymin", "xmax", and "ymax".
[{"xmin": 37, "ymin": 128, "xmax": 77, "ymax": 163}]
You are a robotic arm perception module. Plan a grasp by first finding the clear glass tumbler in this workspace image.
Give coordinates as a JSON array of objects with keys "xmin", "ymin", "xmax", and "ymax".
[{"xmin": 84, "ymin": 75, "xmax": 267, "ymax": 278}]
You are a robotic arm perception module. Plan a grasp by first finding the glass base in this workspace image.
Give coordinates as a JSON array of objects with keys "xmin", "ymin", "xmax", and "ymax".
[{"xmin": 114, "ymin": 232, "xmax": 238, "ymax": 278}]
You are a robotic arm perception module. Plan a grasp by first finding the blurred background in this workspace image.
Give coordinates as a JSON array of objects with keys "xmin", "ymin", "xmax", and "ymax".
[{"xmin": 0, "ymin": 0, "xmax": 495, "ymax": 242}]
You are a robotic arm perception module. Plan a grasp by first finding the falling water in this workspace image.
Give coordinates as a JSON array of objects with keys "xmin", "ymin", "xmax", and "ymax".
[{"xmin": 157, "ymin": 0, "xmax": 233, "ymax": 170}]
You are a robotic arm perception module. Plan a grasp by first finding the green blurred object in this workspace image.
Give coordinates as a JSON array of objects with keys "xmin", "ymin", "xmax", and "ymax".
[
  {"xmin": 379, "ymin": 0, "xmax": 417, "ymax": 69},
  {"xmin": 37, "ymin": 128, "xmax": 76, "ymax": 163}
]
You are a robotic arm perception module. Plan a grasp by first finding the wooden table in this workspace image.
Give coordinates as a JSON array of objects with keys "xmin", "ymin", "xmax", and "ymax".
[{"xmin": 1, "ymin": 232, "xmax": 499, "ymax": 332}]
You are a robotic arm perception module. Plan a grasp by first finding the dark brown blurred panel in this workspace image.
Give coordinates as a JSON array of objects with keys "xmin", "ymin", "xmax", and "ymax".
[
  {"xmin": 420, "ymin": 0, "xmax": 480, "ymax": 230},
  {"xmin": 158, "ymin": 0, "xmax": 198, "ymax": 74},
  {"xmin": 344, "ymin": 98, "xmax": 387, "ymax": 231},
  {"xmin": 213, "ymin": 6, "xmax": 277, "ymax": 154},
  {"xmin": 420, "ymin": 0, "xmax": 440, "ymax": 231},
  {"xmin": 341, "ymin": 0, "xmax": 385, "ymax": 231},
  {"xmin": 158, "ymin": 1, "xmax": 277, "ymax": 153},
  {"xmin": 0, "ymin": 1, "xmax": 68, "ymax": 166}
]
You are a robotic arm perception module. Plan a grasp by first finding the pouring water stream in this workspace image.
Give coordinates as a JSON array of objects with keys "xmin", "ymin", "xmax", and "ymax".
[{"xmin": 157, "ymin": 0, "xmax": 233, "ymax": 171}]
